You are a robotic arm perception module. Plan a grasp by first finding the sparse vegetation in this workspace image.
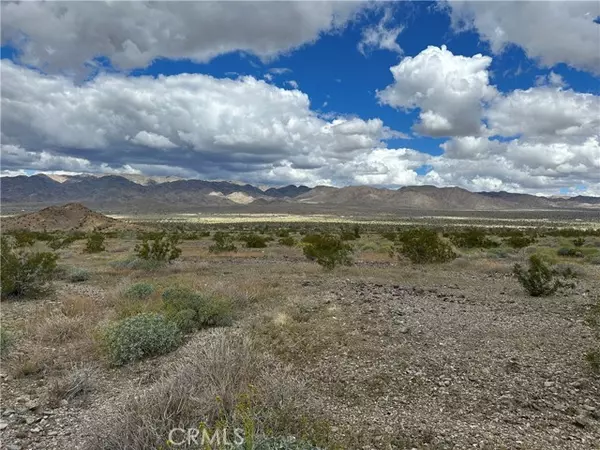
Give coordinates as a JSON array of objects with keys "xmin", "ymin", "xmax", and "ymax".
[
  {"xmin": 162, "ymin": 287, "xmax": 233, "ymax": 332},
  {"xmin": 302, "ymin": 234, "xmax": 353, "ymax": 270},
  {"xmin": 513, "ymin": 255, "xmax": 559, "ymax": 297},
  {"xmin": 123, "ymin": 282, "xmax": 155, "ymax": 300},
  {"xmin": 68, "ymin": 268, "xmax": 91, "ymax": 283},
  {"xmin": 278, "ymin": 236, "xmax": 296, "ymax": 247},
  {"xmin": 134, "ymin": 232, "xmax": 181, "ymax": 262},
  {"xmin": 241, "ymin": 233, "xmax": 269, "ymax": 248},
  {"xmin": 557, "ymin": 247, "xmax": 584, "ymax": 258},
  {"xmin": 0, "ymin": 326, "xmax": 13, "ymax": 358},
  {"xmin": 99, "ymin": 313, "xmax": 182, "ymax": 366},
  {"xmin": 209, "ymin": 231, "xmax": 237, "ymax": 253},
  {"xmin": 85, "ymin": 232, "xmax": 106, "ymax": 253},
  {"xmin": 394, "ymin": 228, "xmax": 456, "ymax": 264},
  {"xmin": 1, "ymin": 237, "xmax": 58, "ymax": 299},
  {"xmin": 447, "ymin": 228, "xmax": 499, "ymax": 249}
]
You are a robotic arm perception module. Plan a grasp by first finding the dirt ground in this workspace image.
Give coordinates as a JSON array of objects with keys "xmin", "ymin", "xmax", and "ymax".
[{"xmin": 1, "ymin": 231, "xmax": 599, "ymax": 450}]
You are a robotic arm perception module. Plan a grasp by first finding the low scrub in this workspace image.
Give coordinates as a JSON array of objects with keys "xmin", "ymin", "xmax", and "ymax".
[
  {"xmin": 0, "ymin": 326, "xmax": 13, "ymax": 358},
  {"xmin": 209, "ymin": 232, "xmax": 237, "ymax": 253},
  {"xmin": 85, "ymin": 232, "xmax": 106, "ymax": 253},
  {"xmin": 135, "ymin": 233, "xmax": 181, "ymax": 263},
  {"xmin": 394, "ymin": 228, "xmax": 456, "ymax": 264},
  {"xmin": 557, "ymin": 247, "xmax": 584, "ymax": 258},
  {"xmin": 505, "ymin": 235, "xmax": 536, "ymax": 249},
  {"xmin": 513, "ymin": 255, "xmax": 559, "ymax": 297},
  {"xmin": 68, "ymin": 268, "xmax": 91, "ymax": 283},
  {"xmin": 278, "ymin": 236, "xmax": 296, "ymax": 247},
  {"xmin": 99, "ymin": 313, "xmax": 182, "ymax": 366},
  {"xmin": 123, "ymin": 282, "xmax": 155, "ymax": 301},
  {"xmin": 447, "ymin": 228, "xmax": 499, "ymax": 249},
  {"xmin": 1, "ymin": 237, "xmax": 58, "ymax": 299},
  {"xmin": 87, "ymin": 334, "xmax": 333, "ymax": 450},
  {"xmin": 241, "ymin": 233, "xmax": 268, "ymax": 248},
  {"xmin": 302, "ymin": 234, "xmax": 353, "ymax": 270},
  {"xmin": 162, "ymin": 287, "xmax": 233, "ymax": 332}
]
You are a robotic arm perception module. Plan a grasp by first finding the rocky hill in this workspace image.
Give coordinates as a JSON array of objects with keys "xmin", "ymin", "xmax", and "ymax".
[{"xmin": 1, "ymin": 203, "xmax": 125, "ymax": 232}]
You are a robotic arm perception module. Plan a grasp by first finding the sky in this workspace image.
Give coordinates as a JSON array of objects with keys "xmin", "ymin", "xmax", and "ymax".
[{"xmin": 1, "ymin": 1, "xmax": 599, "ymax": 195}]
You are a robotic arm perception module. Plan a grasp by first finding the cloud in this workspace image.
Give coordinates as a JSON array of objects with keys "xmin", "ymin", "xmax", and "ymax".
[
  {"xmin": 486, "ymin": 87, "xmax": 600, "ymax": 140},
  {"xmin": 377, "ymin": 45, "xmax": 497, "ymax": 137},
  {"xmin": 1, "ymin": 59, "xmax": 405, "ymax": 186},
  {"xmin": 1, "ymin": 1, "xmax": 365, "ymax": 75},
  {"xmin": 268, "ymin": 67, "xmax": 292, "ymax": 75},
  {"xmin": 286, "ymin": 80, "xmax": 299, "ymax": 89},
  {"xmin": 446, "ymin": 0, "xmax": 600, "ymax": 74},
  {"xmin": 358, "ymin": 7, "xmax": 403, "ymax": 55}
]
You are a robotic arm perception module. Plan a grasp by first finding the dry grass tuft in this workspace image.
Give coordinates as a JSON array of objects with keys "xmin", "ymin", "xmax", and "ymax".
[
  {"xmin": 32, "ymin": 314, "xmax": 88, "ymax": 344},
  {"xmin": 87, "ymin": 331, "xmax": 330, "ymax": 450},
  {"xmin": 48, "ymin": 364, "xmax": 96, "ymax": 406}
]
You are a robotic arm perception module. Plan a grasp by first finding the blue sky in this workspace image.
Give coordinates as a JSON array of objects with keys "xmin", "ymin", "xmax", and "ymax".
[{"xmin": 1, "ymin": 1, "xmax": 599, "ymax": 195}]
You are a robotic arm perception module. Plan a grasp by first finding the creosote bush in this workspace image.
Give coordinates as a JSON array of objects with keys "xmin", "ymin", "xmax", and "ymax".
[
  {"xmin": 573, "ymin": 237, "xmax": 585, "ymax": 247},
  {"xmin": 557, "ymin": 247, "xmax": 584, "ymax": 258},
  {"xmin": 134, "ymin": 233, "xmax": 181, "ymax": 263},
  {"xmin": 513, "ymin": 255, "xmax": 559, "ymax": 297},
  {"xmin": 278, "ymin": 236, "xmax": 296, "ymax": 247},
  {"xmin": 85, "ymin": 232, "xmax": 106, "ymax": 253},
  {"xmin": 505, "ymin": 235, "xmax": 536, "ymax": 249},
  {"xmin": 209, "ymin": 231, "xmax": 237, "ymax": 253},
  {"xmin": 162, "ymin": 287, "xmax": 233, "ymax": 332},
  {"xmin": 447, "ymin": 228, "xmax": 498, "ymax": 249},
  {"xmin": 394, "ymin": 229, "xmax": 456, "ymax": 264},
  {"xmin": 1, "ymin": 237, "xmax": 58, "ymax": 299},
  {"xmin": 302, "ymin": 234, "xmax": 353, "ymax": 270},
  {"xmin": 241, "ymin": 233, "xmax": 268, "ymax": 248},
  {"xmin": 99, "ymin": 313, "xmax": 182, "ymax": 366}
]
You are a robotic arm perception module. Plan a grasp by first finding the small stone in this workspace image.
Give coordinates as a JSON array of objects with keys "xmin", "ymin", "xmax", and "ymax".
[
  {"xmin": 59, "ymin": 400, "xmax": 68, "ymax": 407},
  {"xmin": 25, "ymin": 400, "xmax": 39, "ymax": 411},
  {"xmin": 544, "ymin": 381, "xmax": 554, "ymax": 388},
  {"xmin": 25, "ymin": 417, "xmax": 37, "ymax": 425},
  {"xmin": 399, "ymin": 327, "xmax": 410, "ymax": 334},
  {"xmin": 7, "ymin": 445, "xmax": 22, "ymax": 450},
  {"xmin": 0, "ymin": 421, "xmax": 8, "ymax": 430},
  {"xmin": 573, "ymin": 416, "xmax": 589, "ymax": 429},
  {"xmin": 30, "ymin": 426, "xmax": 42, "ymax": 433}
]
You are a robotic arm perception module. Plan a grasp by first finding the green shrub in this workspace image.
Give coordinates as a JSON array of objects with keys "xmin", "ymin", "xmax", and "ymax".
[
  {"xmin": 276, "ymin": 229, "xmax": 291, "ymax": 238},
  {"xmin": 123, "ymin": 283, "xmax": 155, "ymax": 300},
  {"xmin": 505, "ymin": 235, "xmax": 536, "ymax": 249},
  {"xmin": 99, "ymin": 313, "xmax": 181, "ymax": 366},
  {"xmin": 161, "ymin": 287, "xmax": 233, "ymax": 332},
  {"xmin": 513, "ymin": 255, "xmax": 559, "ymax": 297},
  {"xmin": 85, "ymin": 232, "xmax": 106, "ymax": 253},
  {"xmin": 241, "ymin": 233, "xmax": 268, "ymax": 248},
  {"xmin": 572, "ymin": 237, "xmax": 586, "ymax": 247},
  {"xmin": 135, "ymin": 233, "xmax": 181, "ymax": 262},
  {"xmin": 0, "ymin": 326, "xmax": 13, "ymax": 358},
  {"xmin": 278, "ymin": 236, "xmax": 296, "ymax": 247},
  {"xmin": 209, "ymin": 232, "xmax": 237, "ymax": 253},
  {"xmin": 394, "ymin": 229, "xmax": 456, "ymax": 264},
  {"xmin": 557, "ymin": 247, "xmax": 584, "ymax": 258},
  {"xmin": 110, "ymin": 256, "xmax": 165, "ymax": 271},
  {"xmin": 68, "ymin": 268, "xmax": 91, "ymax": 283},
  {"xmin": 1, "ymin": 237, "xmax": 58, "ymax": 299},
  {"xmin": 302, "ymin": 234, "xmax": 353, "ymax": 270},
  {"xmin": 448, "ymin": 228, "xmax": 499, "ymax": 249}
]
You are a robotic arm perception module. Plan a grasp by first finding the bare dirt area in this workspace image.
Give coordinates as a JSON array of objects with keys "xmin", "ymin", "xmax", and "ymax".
[{"xmin": 1, "ymin": 223, "xmax": 599, "ymax": 450}]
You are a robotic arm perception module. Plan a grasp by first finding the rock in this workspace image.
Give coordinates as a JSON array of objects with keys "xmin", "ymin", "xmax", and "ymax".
[
  {"xmin": 573, "ymin": 416, "xmax": 590, "ymax": 429},
  {"xmin": 25, "ymin": 417, "xmax": 37, "ymax": 425},
  {"xmin": 544, "ymin": 381, "xmax": 554, "ymax": 388},
  {"xmin": 399, "ymin": 327, "xmax": 410, "ymax": 334},
  {"xmin": 7, "ymin": 445, "xmax": 22, "ymax": 450},
  {"xmin": 25, "ymin": 400, "xmax": 39, "ymax": 411},
  {"xmin": 30, "ymin": 426, "xmax": 42, "ymax": 433},
  {"xmin": 0, "ymin": 421, "xmax": 8, "ymax": 430}
]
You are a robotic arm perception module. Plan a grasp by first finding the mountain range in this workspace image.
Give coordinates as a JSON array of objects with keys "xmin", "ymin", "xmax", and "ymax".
[{"xmin": 1, "ymin": 174, "xmax": 599, "ymax": 214}]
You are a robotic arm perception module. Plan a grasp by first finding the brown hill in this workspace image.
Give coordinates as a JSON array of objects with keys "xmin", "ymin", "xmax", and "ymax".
[{"xmin": 1, "ymin": 203, "xmax": 125, "ymax": 232}]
